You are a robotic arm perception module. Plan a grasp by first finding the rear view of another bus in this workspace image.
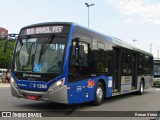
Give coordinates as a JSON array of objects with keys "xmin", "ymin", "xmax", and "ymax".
[{"xmin": 153, "ymin": 58, "xmax": 160, "ymax": 86}]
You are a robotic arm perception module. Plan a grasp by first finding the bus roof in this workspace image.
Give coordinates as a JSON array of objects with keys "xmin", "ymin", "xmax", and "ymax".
[
  {"xmin": 73, "ymin": 23, "xmax": 152, "ymax": 57},
  {"xmin": 20, "ymin": 22, "xmax": 153, "ymax": 57}
]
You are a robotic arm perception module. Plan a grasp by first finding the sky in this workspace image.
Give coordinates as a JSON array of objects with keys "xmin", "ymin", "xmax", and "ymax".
[{"xmin": 0, "ymin": 0, "xmax": 160, "ymax": 57}]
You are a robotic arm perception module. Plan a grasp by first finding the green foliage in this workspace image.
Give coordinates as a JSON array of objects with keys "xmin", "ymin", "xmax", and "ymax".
[{"xmin": 0, "ymin": 39, "xmax": 15, "ymax": 68}]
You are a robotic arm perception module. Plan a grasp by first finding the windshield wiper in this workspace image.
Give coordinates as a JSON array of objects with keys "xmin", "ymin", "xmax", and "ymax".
[{"xmin": 38, "ymin": 34, "xmax": 55, "ymax": 63}]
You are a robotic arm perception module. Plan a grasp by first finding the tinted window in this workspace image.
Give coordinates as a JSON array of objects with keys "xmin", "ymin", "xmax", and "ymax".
[
  {"xmin": 122, "ymin": 49, "xmax": 132, "ymax": 74},
  {"xmin": 138, "ymin": 54, "xmax": 144, "ymax": 74},
  {"xmin": 144, "ymin": 56, "xmax": 153, "ymax": 74},
  {"xmin": 92, "ymin": 39, "xmax": 105, "ymax": 73},
  {"xmin": 68, "ymin": 32, "xmax": 91, "ymax": 83},
  {"xmin": 91, "ymin": 39, "xmax": 112, "ymax": 74}
]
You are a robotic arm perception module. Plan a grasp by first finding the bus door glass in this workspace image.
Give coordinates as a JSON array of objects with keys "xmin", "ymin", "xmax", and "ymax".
[
  {"xmin": 132, "ymin": 53, "xmax": 138, "ymax": 89},
  {"xmin": 113, "ymin": 47, "xmax": 121, "ymax": 92}
]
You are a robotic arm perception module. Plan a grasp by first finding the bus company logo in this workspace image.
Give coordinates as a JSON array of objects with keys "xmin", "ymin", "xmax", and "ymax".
[
  {"xmin": 87, "ymin": 80, "xmax": 94, "ymax": 88},
  {"xmin": 22, "ymin": 73, "xmax": 41, "ymax": 78}
]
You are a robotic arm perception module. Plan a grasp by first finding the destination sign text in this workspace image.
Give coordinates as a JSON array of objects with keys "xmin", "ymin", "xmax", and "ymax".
[{"xmin": 26, "ymin": 26, "xmax": 63, "ymax": 35}]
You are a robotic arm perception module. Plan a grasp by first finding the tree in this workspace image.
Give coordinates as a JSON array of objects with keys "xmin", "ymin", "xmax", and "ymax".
[{"xmin": 0, "ymin": 39, "xmax": 15, "ymax": 68}]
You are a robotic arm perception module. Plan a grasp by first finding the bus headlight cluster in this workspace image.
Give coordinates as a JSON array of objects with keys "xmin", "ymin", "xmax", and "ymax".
[
  {"xmin": 10, "ymin": 77, "xmax": 17, "ymax": 87},
  {"xmin": 49, "ymin": 78, "xmax": 65, "ymax": 91}
]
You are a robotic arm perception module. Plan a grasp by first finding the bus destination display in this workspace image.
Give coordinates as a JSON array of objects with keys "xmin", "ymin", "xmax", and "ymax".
[{"xmin": 26, "ymin": 26, "xmax": 63, "ymax": 35}]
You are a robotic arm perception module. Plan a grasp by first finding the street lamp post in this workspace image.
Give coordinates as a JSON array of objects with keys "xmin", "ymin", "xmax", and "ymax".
[{"xmin": 85, "ymin": 3, "xmax": 95, "ymax": 28}]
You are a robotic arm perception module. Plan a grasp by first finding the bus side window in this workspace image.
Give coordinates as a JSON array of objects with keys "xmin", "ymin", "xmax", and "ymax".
[
  {"xmin": 78, "ymin": 42, "xmax": 89, "ymax": 67},
  {"xmin": 138, "ymin": 54, "xmax": 144, "ymax": 74},
  {"xmin": 92, "ymin": 40, "xmax": 108, "ymax": 73},
  {"xmin": 69, "ymin": 41, "xmax": 88, "ymax": 67},
  {"xmin": 145, "ymin": 56, "xmax": 153, "ymax": 75},
  {"xmin": 69, "ymin": 41, "xmax": 89, "ymax": 82},
  {"xmin": 70, "ymin": 42, "xmax": 76, "ymax": 66},
  {"xmin": 91, "ymin": 39, "xmax": 113, "ymax": 74},
  {"xmin": 121, "ymin": 49, "xmax": 132, "ymax": 74}
]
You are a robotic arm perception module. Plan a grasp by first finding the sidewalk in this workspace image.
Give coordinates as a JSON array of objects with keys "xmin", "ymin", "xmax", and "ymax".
[{"xmin": 0, "ymin": 80, "xmax": 10, "ymax": 87}]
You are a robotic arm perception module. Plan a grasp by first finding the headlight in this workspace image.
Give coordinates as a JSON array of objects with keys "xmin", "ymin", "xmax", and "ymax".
[
  {"xmin": 10, "ymin": 77, "xmax": 17, "ymax": 87},
  {"xmin": 54, "ymin": 80, "xmax": 63, "ymax": 87},
  {"xmin": 49, "ymin": 78, "xmax": 65, "ymax": 91}
]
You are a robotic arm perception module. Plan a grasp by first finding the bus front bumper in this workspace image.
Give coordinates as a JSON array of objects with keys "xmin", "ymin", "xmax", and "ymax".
[{"xmin": 10, "ymin": 84, "xmax": 68, "ymax": 104}]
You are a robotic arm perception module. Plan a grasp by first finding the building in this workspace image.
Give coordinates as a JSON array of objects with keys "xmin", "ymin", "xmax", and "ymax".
[{"xmin": 0, "ymin": 27, "xmax": 8, "ymax": 38}]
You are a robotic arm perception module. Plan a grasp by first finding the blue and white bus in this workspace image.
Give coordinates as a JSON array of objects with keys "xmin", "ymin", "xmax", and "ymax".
[{"xmin": 10, "ymin": 22, "xmax": 153, "ymax": 105}]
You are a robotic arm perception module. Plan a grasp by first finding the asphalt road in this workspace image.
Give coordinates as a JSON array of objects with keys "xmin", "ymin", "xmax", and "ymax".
[{"xmin": 0, "ymin": 85, "xmax": 160, "ymax": 120}]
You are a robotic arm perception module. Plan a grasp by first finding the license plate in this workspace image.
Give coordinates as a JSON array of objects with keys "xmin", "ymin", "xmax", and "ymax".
[{"xmin": 26, "ymin": 95, "xmax": 37, "ymax": 100}]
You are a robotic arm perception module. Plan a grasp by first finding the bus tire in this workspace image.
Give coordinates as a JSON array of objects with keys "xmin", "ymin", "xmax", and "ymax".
[
  {"xmin": 93, "ymin": 82, "xmax": 104, "ymax": 106},
  {"xmin": 137, "ymin": 80, "xmax": 144, "ymax": 95}
]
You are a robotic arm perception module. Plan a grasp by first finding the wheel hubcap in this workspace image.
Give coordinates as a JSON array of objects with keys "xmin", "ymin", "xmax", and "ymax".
[{"xmin": 96, "ymin": 87, "xmax": 103, "ymax": 102}]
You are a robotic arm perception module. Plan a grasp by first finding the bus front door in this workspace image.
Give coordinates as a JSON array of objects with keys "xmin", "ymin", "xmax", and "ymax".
[{"xmin": 113, "ymin": 48, "xmax": 121, "ymax": 93}]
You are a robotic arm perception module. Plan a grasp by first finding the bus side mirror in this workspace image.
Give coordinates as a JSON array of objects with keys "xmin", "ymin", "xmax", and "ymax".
[
  {"xmin": 78, "ymin": 45, "xmax": 84, "ymax": 59},
  {"xmin": 73, "ymin": 37, "xmax": 84, "ymax": 59}
]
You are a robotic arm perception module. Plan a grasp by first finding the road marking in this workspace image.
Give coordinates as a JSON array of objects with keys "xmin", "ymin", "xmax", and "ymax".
[
  {"xmin": 155, "ymin": 89, "xmax": 160, "ymax": 90},
  {"xmin": 0, "ymin": 84, "xmax": 10, "ymax": 88}
]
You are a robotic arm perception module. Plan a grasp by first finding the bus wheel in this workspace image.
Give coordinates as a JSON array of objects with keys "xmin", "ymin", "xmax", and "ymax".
[
  {"xmin": 93, "ymin": 82, "xmax": 104, "ymax": 106},
  {"xmin": 137, "ymin": 80, "xmax": 144, "ymax": 95}
]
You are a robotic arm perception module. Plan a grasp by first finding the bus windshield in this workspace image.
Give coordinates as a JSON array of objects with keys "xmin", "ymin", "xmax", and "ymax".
[
  {"xmin": 154, "ymin": 64, "xmax": 160, "ymax": 76},
  {"xmin": 13, "ymin": 34, "xmax": 67, "ymax": 73}
]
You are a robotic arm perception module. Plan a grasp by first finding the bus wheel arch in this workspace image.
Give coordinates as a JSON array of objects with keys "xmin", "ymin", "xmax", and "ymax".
[
  {"xmin": 93, "ymin": 79, "xmax": 106, "ymax": 106},
  {"xmin": 98, "ymin": 79, "xmax": 106, "ymax": 97},
  {"xmin": 137, "ymin": 78, "xmax": 145, "ymax": 95}
]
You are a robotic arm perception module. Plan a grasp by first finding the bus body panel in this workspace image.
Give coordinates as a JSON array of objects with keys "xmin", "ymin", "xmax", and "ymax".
[
  {"xmin": 120, "ymin": 76, "xmax": 132, "ymax": 94},
  {"xmin": 11, "ymin": 74, "xmax": 114, "ymax": 104},
  {"xmin": 144, "ymin": 76, "xmax": 152, "ymax": 89},
  {"xmin": 11, "ymin": 72, "xmax": 69, "ymax": 103},
  {"xmin": 67, "ymin": 75, "xmax": 112, "ymax": 104},
  {"xmin": 137, "ymin": 76, "xmax": 152, "ymax": 90},
  {"xmin": 11, "ymin": 84, "xmax": 68, "ymax": 104}
]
